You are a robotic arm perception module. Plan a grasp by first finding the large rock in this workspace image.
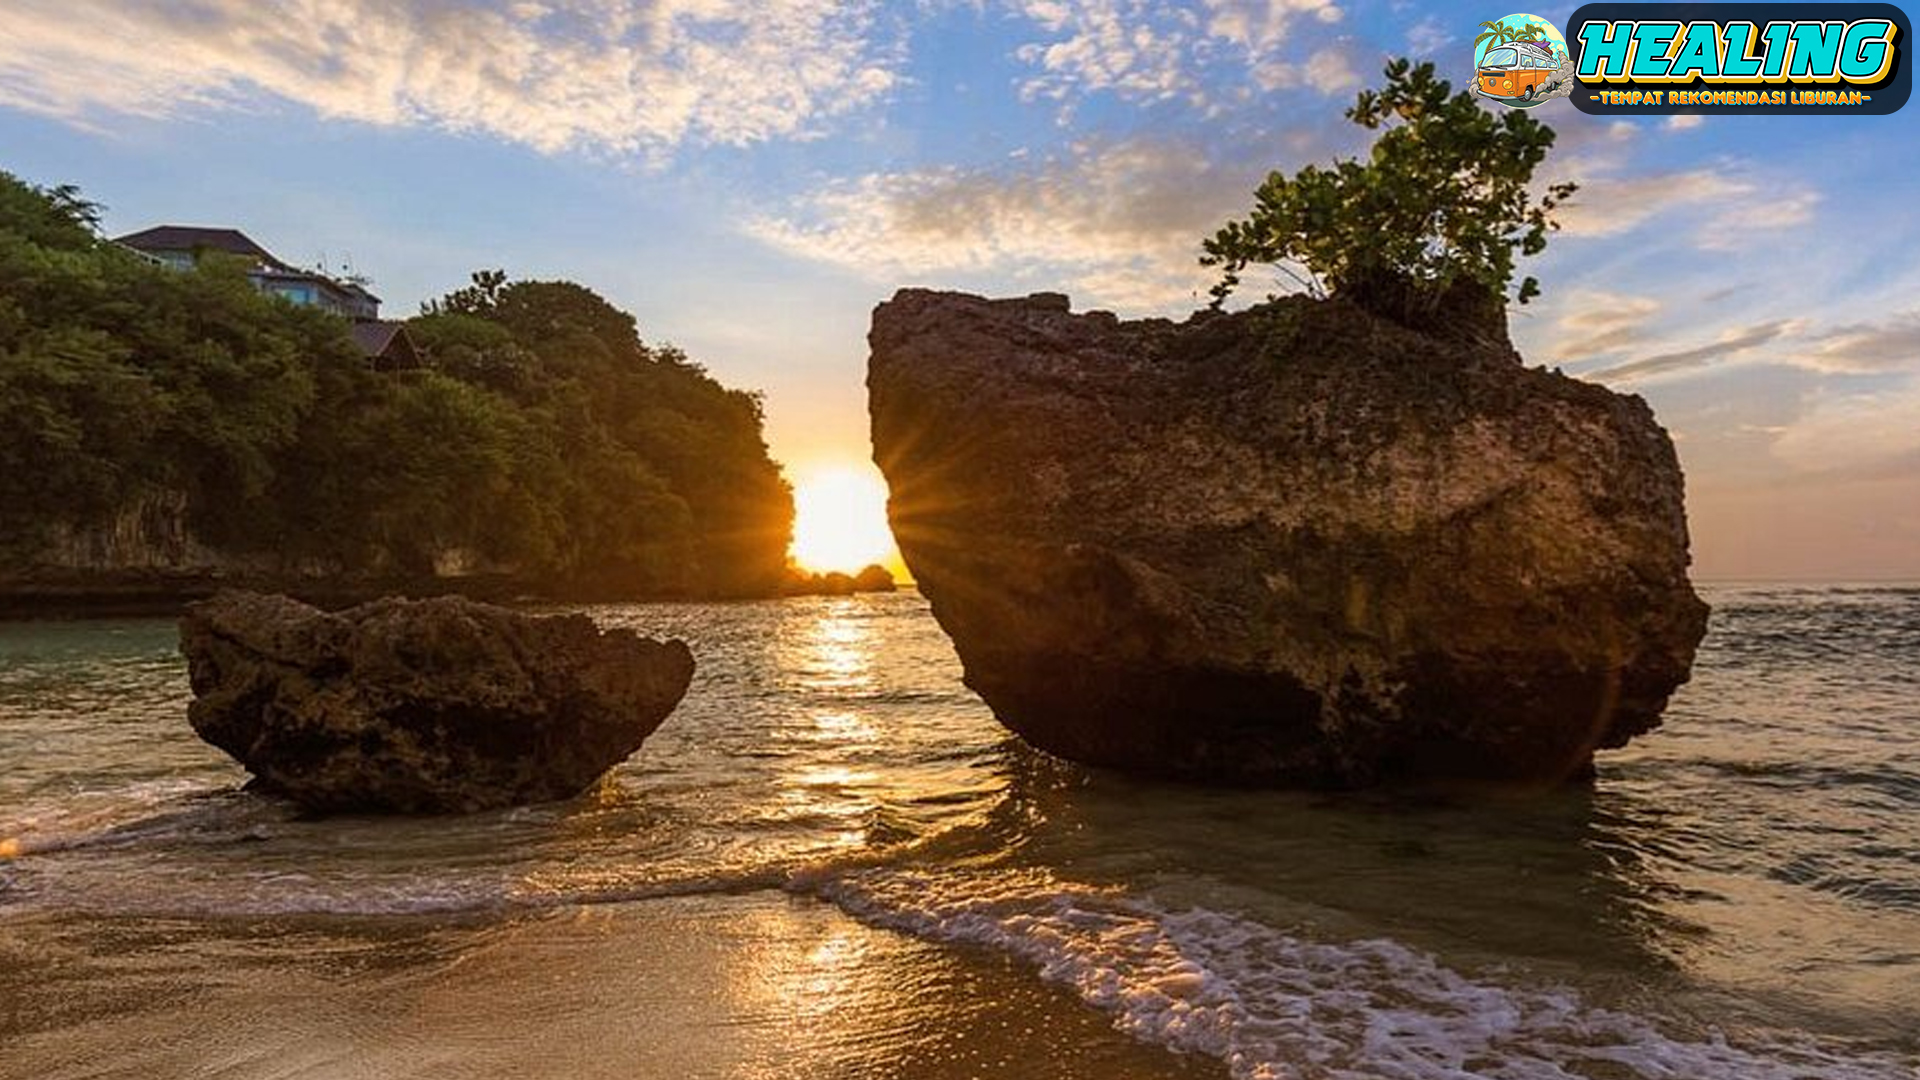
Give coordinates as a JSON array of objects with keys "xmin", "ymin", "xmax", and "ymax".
[
  {"xmin": 868, "ymin": 289, "xmax": 1709, "ymax": 786},
  {"xmin": 181, "ymin": 591, "xmax": 694, "ymax": 812}
]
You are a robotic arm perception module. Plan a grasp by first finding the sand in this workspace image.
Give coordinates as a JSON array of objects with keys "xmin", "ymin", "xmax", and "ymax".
[{"xmin": 1, "ymin": 891, "xmax": 1226, "ymax": 1080}]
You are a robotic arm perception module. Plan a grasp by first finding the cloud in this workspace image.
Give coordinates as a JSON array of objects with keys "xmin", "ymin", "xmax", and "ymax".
[
  {"xmin": 1696, "ymin": 189, "xmax": 1820, "ymax": 245},
  {"xmin": 1556, "ymin": 169, "xmax": 1728, "ymax": 237},
  {"xmin": 1586, "ymin": 318, "xmax": 1801, "ymax": 383},
  {"xmin": 1301, "ymin": 45, "xmax": 1363, "ymax": 92},
  {"xmin": 745, "ymin": 135, "xmax": 1276, "ymax": 313},
  {"xmin": 1555, "ymin": 164, "xmax": 1819, "ymax": 250},
  {"xmin": 1009, "ymin": 0, "xmax": 1345, "ymax": 113},
  {"xmin": 1665, "ymin": 114, "xmax": 1704, "ymax": 131},
  {"xmin": 1403, "ymin": 16, "xmax": 1449, "ymax": 55},
  {"xmin": 1803, "ymin": 311, "xmax": 1920, "ymax": 374},
  {"xmin": 0, "ymin": 0, "xmax": 900, "ymax": 155},
  {"xmin": 1549, "ymin": 290, "xmax": 1662, "ymax": 359},
  {"xmin": 1770, "ymin": 380, "xmax": 1920, "ymax": 480}
]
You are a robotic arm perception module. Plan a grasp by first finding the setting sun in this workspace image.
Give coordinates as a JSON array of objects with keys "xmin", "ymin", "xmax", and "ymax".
[{"xmin": 791, "ymin": 465, "xmax": 898, "ymax": 574}]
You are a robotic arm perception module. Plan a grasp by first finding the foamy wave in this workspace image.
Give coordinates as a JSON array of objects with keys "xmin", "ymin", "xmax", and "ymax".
[
  {"xmin": 0, "ymin": 778, "xmax": 242, "ymax": 856},
  {"xmin": 809, "ymin": 867, "xmax": 1917, "ymax": 1080}
]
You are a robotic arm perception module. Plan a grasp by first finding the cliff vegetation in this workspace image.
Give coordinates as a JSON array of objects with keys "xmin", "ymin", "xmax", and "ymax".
[{"xmin": 0, "ymin": 171, "xmax": 792, "ymax": 600}]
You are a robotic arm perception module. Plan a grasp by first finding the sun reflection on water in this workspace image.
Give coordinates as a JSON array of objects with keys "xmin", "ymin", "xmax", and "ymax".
[
  {"xmin": 769, "ymin": 601, "xmax": 892, "ymax": 853},
  {"xmin": 793, "ymin": 600, "xmax": 876, "ymax": 696}
]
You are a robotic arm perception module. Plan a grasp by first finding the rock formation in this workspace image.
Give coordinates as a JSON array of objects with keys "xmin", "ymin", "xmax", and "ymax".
[
  {"xmin": 868, "ymin": 289, "xmax": 1709, "ymax": 786},
  {"xmin": 781, "ymin": 563, "xmax": 898, "ymax": 596},
  {"xmin": 180, "ymin": 591, "xmax": 694, "ymax": 812}
]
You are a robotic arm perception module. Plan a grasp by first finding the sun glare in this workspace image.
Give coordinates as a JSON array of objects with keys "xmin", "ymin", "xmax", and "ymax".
[{"xmin": 791, "ymin": 465, "xmax": 897, "ymax": 574}]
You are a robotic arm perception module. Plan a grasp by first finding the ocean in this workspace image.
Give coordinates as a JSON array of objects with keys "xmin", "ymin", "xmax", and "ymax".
[{"xmin": 2, "ymin": 585, "xmax": 1916, "ymax": 1079}]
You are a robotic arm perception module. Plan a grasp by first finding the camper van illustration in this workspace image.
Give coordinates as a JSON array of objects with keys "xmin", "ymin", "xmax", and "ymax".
[{"xmin": 1478, "ymin": 39, "xmax": 1563, "ymax": 102}]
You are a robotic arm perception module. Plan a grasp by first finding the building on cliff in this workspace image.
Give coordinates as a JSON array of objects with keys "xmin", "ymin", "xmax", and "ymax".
[
  {"xmin": 114, "ymin": 224, "xmax": 416, "ymax": 368},
  {"xmin": 348, "ymin": 320, "xmax": 423, "ymax": 372}
]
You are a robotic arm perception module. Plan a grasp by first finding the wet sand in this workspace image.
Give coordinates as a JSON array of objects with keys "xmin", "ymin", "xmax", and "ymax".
[{"xmin": 1, "ymin": 891, "xmax": 1226, "ymax": 1080}]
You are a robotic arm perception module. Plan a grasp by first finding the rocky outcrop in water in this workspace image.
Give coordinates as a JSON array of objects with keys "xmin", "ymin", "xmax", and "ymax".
[
  {"xmin": 180, "ymin": 591, "xmax": 694, "ymax": 812},
  {"xmin": 868, "ymin": 289, "xmax": 1708, "ymax": 786},
  {"xmin": 780, "ymin": 563, "xmax": 899, "ymax": 596}
]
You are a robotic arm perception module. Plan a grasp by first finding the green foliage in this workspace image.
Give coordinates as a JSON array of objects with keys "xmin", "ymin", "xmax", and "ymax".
[
  {"xmin": 0, "ymin": 172, "xmax": 794, "ymax": 596},
  {"xmin": 0, "ymin": 175, "xmax": 101, "ymax": 251},
  {"xmin": 1201, "ymin": 59, "xmax": 1578, "ymax": 325},
  {"xmin": 411, "ymin": 273, "xmax": 794, "ymax": 595},
  {"xmin": 407, "ymin": 310, "xmax": 535, "ymax": 395},
  {"xmin": 1475, "ymin": 18, "xmax": 1549, "ymax": 54},
  {"xmin": 1, "ymin": 172, "xmax": 341, "ymax": 556}
]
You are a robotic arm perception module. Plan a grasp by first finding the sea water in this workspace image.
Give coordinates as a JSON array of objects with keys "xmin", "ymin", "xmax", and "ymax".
[{"xmin": 2, "ymin": 586, "xmax": 1915, "ymax": 1079}]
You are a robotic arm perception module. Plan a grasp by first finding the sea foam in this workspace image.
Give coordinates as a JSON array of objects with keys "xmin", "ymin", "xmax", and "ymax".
[{"xmin": 809, "ymin": 866, "xmax": 1918, "ymax": 1080}]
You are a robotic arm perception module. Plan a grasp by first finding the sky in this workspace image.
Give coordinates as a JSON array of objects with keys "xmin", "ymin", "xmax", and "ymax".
[{"xmin": 1, "ymin": 0, "xmax": 1915, "ymax": 581}]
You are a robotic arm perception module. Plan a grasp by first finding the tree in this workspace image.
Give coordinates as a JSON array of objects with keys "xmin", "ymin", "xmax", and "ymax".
[
  {"xmin": 0, "ymin": 171, "xmax": 102, "ymax": 250},
  {"xmin": 426, "ymin": 268, "xmax": 509, "ymax": 317},
  {"xmin": 411, "ymin": 270, "xmax": 796, "ymax": 595},
  {"xmin": 0, "ymin": 170, "xmax": 794, "ymax": 599},
  {"xmin": 1200, "ymin": 59, "xmax": 1578, "ymax": 331}
]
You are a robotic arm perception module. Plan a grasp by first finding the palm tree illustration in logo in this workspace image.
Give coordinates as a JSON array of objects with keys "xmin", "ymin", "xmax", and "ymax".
[{"xmin": 1476, "ymin": 17, "xmax": 1549, "ymax": 52}]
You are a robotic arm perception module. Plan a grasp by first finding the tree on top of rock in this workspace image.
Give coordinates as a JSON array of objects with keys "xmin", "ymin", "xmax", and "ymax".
[{"xmin": 1201, "ymin": 58, "xmax": 1577, "ymax": 336}]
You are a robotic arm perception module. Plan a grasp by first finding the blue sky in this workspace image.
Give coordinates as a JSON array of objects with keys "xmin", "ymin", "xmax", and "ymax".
[{"xmin": 2, "ymin": 1, "xmax": 1916, "ymax": 579}]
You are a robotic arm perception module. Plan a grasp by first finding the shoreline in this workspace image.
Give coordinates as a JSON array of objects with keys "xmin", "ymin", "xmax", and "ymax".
[
  {"xmin": 0, "ymin": 575, "xmax": 906, "ymax": 621},
  {"xmin": 2, "ymin": 889, "xmax": 1227, "ymax": 1080}
]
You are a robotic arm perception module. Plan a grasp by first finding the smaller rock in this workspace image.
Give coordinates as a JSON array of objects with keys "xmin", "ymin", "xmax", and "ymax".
[
  {"xmin": 180, "ymin": 591, "xmax": 694, "ymax": 813},
  {"xmin": 853, "ymin": 564, "xmax": 898, "ymax": 592}
]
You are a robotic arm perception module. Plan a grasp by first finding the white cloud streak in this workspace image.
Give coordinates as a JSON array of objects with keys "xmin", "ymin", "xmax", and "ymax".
[
  {"xmin": 1805, "ymin": 311, "xmax": 1920, "ymax": 374},
  {"xmin": 1555, "ymin": 164, "xmax": 1820, "ymax": 250},
  {"xmin": 1586, "ymin": 318, "xmax": 1805, "ymax": 383}
]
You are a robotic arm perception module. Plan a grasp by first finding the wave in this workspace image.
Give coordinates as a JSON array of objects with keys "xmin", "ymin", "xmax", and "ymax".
[
  {"xmin": 0, "ymin": 779, "xmax": 947, "ymax": 920},
  {"xmin": 0, "ymin": 778, "xmax": 240, "ymax": 856},
  {"xmin": 805, "ymin": 866, "xmax": 1918, "ymax": 1080},
  {"xmin": 0, "ymin": 848, "xmax": 801, "ymax": 920}
]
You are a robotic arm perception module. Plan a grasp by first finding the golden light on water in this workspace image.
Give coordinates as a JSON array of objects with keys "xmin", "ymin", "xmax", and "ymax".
[{"xmin": 791, "ymin": 464, "xmax": 898, "ymax": 574}]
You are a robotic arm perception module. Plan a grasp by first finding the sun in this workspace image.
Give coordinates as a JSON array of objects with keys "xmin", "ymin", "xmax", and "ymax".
[{"xmin": 791, "ymin": 464, "xmax": 898, "ymax": 574}]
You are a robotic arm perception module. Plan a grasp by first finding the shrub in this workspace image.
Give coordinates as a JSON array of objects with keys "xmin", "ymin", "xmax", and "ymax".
[{"xmin": 1201, "ymin": 59, "xmax": 1577, "ymax": 331}]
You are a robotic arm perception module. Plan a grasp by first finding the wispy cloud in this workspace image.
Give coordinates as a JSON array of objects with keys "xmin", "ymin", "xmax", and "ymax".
[
  {"xmin": 1697, "ymin": 189, "xmax": 1821, "ymax": 245},
  {"xmin": 1771, "ymin": 380, "xmax": 1920, "ymax": 480},
  {"xmin": 0, "ymin": 0, "xmax": 901, "ymax": 155},
  {"xmin": 746, "ymin": 135, "xmax": 1277, "ymax": 312},
  {"xmin": 1804, "ymin": 311, "xmax": 1920, "ymax": 374},
  {"xmin": 1587, "ymin": 318, "xmax": 1802, "ymax": 383},
  {"xmin": 1403, "ymin": 16, "xmax": 1449, "ymax": 56},
  {"xmin": 1550, "ymin": 290, "xmax": 1662, "ymax": 360},
  {"xmin": 1555, "ymin": 163, "xmax": 1819, "ymax": 251},
  {"xmin": 1009, "ymin": 0, "xmax": 1346, "ymax": 114}
]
